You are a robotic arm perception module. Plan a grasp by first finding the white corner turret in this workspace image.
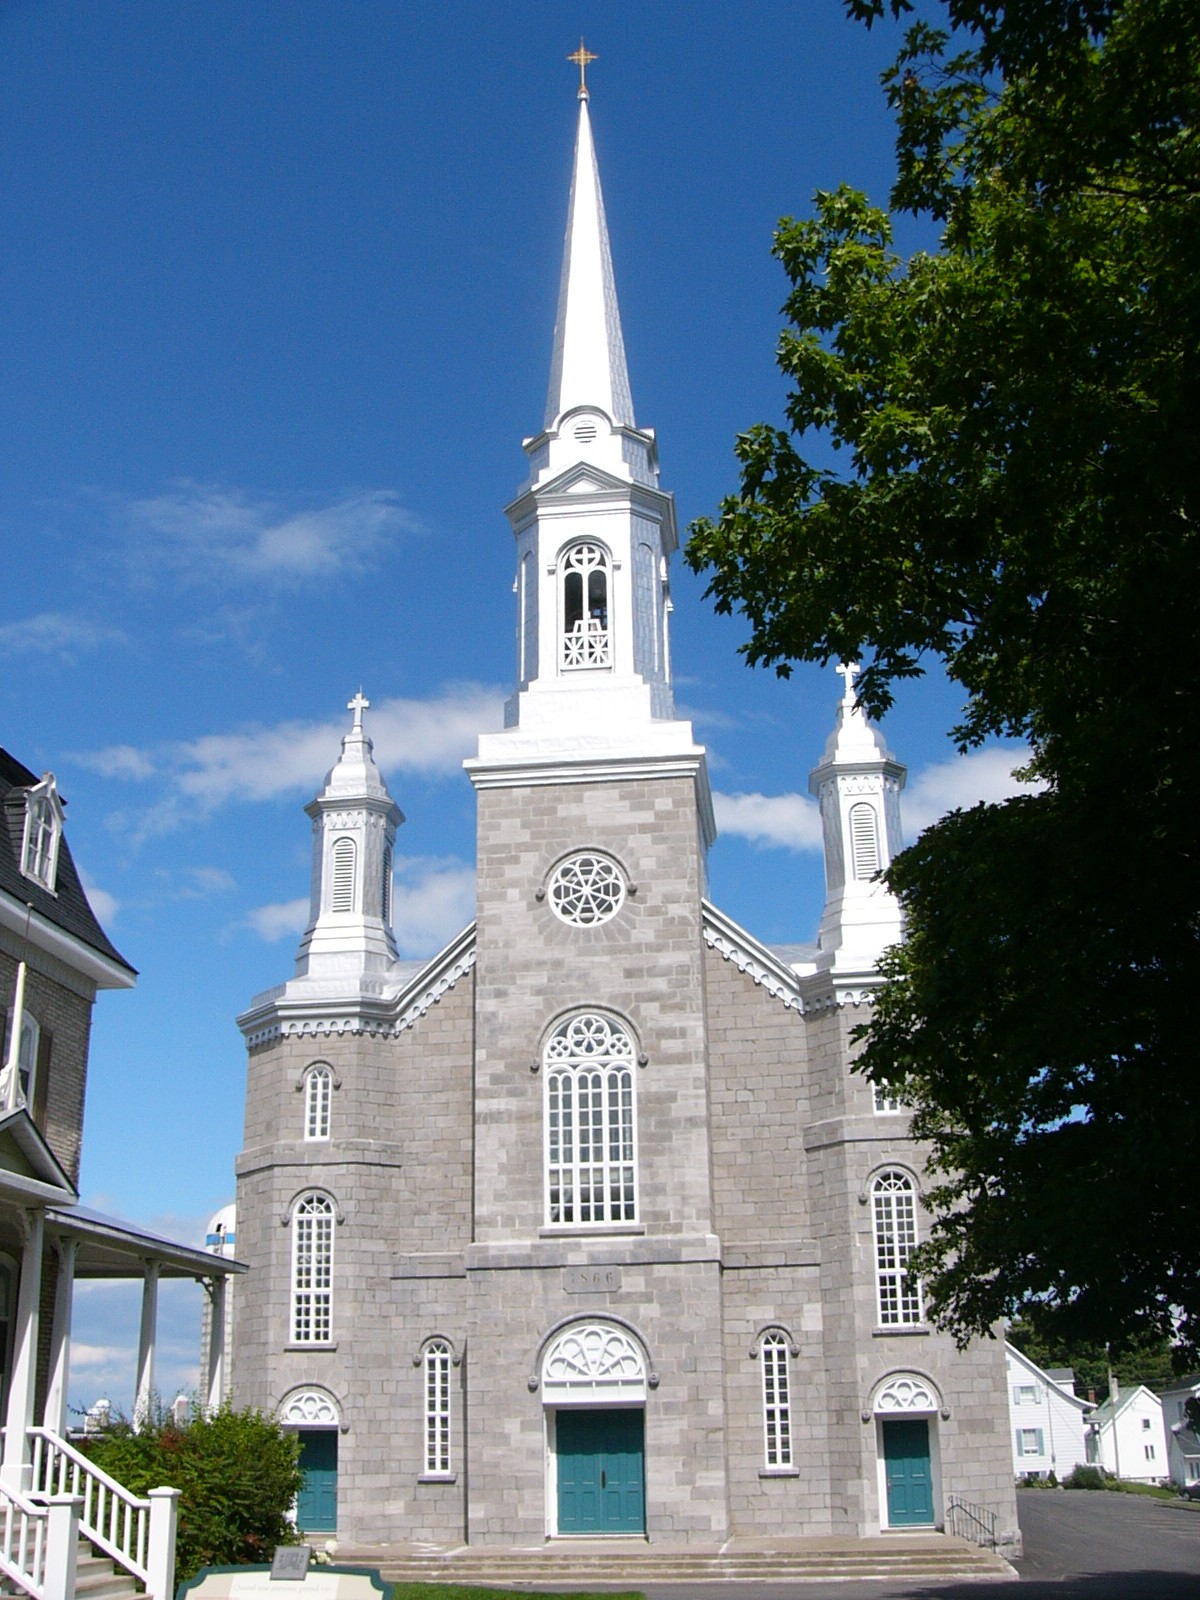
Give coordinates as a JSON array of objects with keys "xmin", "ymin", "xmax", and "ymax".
[
  {"xmin": 295, "ymin": 692, "xmax": 403, "ymax": 980},
  {"xmin": 809, "ymin": 664, "xmax": 905, "ymax": 971}
]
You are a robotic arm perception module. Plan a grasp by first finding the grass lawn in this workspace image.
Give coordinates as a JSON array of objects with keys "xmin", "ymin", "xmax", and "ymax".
[{"xmin": 389, "ymin": 1588, "xmax": 645, "ymax": 1600}]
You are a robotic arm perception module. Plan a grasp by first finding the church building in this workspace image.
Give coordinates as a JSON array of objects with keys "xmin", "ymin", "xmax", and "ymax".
[{"xmin": 231, "ymin": 82, "xmax": 1019, "ymax": 1554}]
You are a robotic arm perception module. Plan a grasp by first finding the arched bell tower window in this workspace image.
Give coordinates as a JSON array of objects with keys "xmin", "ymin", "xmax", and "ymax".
[
  {"xmin": 560, "ymin": 543, "xmax": 611, "ymax": 670},
  {"xmin": 544, "ymin": 1013, "xmax": 636, "ymax": 1226},
  {"xmin": 330, "ymin": 837, "xmax": 356, "ymax": 912}
]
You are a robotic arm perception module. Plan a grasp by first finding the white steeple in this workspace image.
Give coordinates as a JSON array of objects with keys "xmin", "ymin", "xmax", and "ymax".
[
  {"xmin": 295, "ymin": 692, "xmax": 403, "ymax": 980},
  {"xmin": 808, "ymin": 664, "xmax": 906, "ymax": 970},
  {"xmin": 469, "ymin": 80, "xmax": 713, "ymax": 854}
]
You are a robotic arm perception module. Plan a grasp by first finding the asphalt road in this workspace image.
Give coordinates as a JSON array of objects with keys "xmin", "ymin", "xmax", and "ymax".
[{"xmin": 637, "ymin": 1490, "xmax": 1200, "ymax": 1600}]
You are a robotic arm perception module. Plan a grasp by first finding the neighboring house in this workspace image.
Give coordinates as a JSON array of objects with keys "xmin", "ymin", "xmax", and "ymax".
[
  {"xmin": 1086, "ymin": 1385, "xmax": 1168, "ymax": 1482},
  {"xmin": 1004, "ymin": 1342, "xmax": 1091, "ymax": 1478},
  {"xmin": 0, "ymin": 749, "xmax": 243, "ymax": 1599},
  {"xmin": 1159, "ymin": 1374, "xmax": 1200, "ymax": 1488},
  {"xmin": 229, "ymin": 87, "xmax": 1021, "ymax": 1557}
]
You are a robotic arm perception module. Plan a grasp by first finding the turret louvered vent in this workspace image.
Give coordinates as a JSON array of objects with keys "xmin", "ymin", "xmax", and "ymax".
[
  {"xmin": 849, "ymin": 803, "xmax": 881, "ymax": 880},
  {"xmin": 331, "ymin": 837, "xmax": 356, "ymax": 911},
  {"xmin": 573, "ymin": 421, "xmax": 598, "ymax": 443}
]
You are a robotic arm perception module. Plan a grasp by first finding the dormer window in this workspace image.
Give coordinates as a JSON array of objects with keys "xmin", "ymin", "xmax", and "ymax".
[
  {"xmin": 20, "ymin": 775, "xmax": 64, "ymax": 893},
  {"xmin": 561, "ymin": 542, "xmax": 611, "ymax": 670}
]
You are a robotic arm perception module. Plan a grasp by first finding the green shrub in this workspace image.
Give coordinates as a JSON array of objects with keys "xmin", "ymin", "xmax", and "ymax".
[
  {"xmin": 81, "ymin": 1404, "xmax": 301, "ymax": 1584},
  {"xmin": 1063, "ymin": 1465, "xmax": 1106, "ymax": 1490}
]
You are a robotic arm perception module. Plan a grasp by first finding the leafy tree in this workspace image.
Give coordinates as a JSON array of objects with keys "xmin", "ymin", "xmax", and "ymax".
[
  {"xmin": 82, "ymin": 1404, "xmax": 301, "ymax": 1585},
  {"xmin": 687, "ymin": 0, "xmax": 1199, "ymax": 1357},
  {"xmin": 1008, "ymin": 1321, "xmax": 1179, "ymax": 1403}
]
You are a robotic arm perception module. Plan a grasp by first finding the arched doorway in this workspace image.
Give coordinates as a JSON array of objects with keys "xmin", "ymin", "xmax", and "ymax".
[
  {"xmin": 541, "ymin": 1323, "xmax": 647, "ymax": 1536},
  {"xmin": 872, "ymin": 1373, "xmax": 942, "ymax": 1530},
  {"xmin": 279, "ymin": 1388, "xmax": 340, "ymax": 1535}
]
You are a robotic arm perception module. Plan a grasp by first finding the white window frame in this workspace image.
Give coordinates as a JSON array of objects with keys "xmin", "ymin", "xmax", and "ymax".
[
  {"xmin": 1144, "ymin": 1443, "xmax": 1155, "ymax": 1460},
  {"xmin": 290, "ymin": 1192, "xmax": 334, "ymax": 1345},
  {"xmin": 872, "ymin": 1081, "xmax": 903, "ymax": 1114},
  {"xmin": 304, "ymin": 1065, "xmax": 332, "ymax": 1142},
  {"xmin": 1014, "ymin": 1384, "xmax": 1039, "ymax": 1406},
  {"xmin": 1018, "ymin": 1427, "xmax": 1044, "ymax": 1457},
  {"xmin": 872, "ymin": 1168, "xmax": 923, "ymax": 1327},
  {"xmin": 422, "ymin": 1339, "xmax": 453, "ymax": 1477},
  {"xmin": 559, "ymin": 542, "xmax": 612, "ymax": 671},
  {"xmin": 544, "ymin": 1013, "xmax": 637, "ymax": 1227},
  {"xmin": 20, "ymin": 776, "xmax": 63, "ymax": 892},
  {"xmin": 330, "ymin": 836, "xmax": 356, "ymax": 913},
  {"xmin": 759, "ymin": 1331, "xmax": 794, "ymax": 1470}
]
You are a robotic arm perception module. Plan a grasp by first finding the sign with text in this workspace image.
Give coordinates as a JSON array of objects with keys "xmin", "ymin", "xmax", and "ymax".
[{"xmin": 178, "ymin": 1566, "xmax": 389, "ymax": 1600}]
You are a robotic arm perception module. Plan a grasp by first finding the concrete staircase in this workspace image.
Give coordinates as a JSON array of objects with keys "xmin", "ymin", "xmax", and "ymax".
[
  {"xmin": 74, "ymin": 1541, "xmax": 141, "ymax": 1600},
  {"xmin": 335, "ymin": 1533, "xmax": 1017, "ymax": 1587}
]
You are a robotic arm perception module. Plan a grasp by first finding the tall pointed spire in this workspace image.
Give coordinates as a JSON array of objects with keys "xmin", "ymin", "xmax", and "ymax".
[{"xmin": 544, "ymin": 94, "xmax": 635, "ymax": 430}]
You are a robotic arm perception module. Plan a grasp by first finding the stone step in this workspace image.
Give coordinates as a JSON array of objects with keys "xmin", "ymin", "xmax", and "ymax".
[{"xmin": 76, "ymin": 1544, "xmax": 142, "ymax": 1600}]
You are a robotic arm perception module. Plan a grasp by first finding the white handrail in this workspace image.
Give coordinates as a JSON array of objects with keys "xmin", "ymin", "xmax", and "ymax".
[
  {"xmin": 0, "ymin": 1474, "xmax": 49, "ymax": 1599},
  {"xmin": 27, "ymin": 1426, "xmax": 150, "ymax": 1582}
]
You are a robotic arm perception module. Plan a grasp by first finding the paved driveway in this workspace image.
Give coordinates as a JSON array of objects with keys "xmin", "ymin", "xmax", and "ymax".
[{"xmin": 640, "ymin": 1490, "xmax": 1200, "ymax": 1600}]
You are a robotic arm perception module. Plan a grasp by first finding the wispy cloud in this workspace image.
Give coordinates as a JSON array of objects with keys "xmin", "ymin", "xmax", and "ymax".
[
  {"xmin": 242, "ymin": 857, "xmax": 474, "ymax": 959},
  {"xmin": 715, "ymin": 746, "xmax": 1039, "ymax": 854},
  {"xmin": 78, "ymin": 869, "xmax": 120, "ymax": 925},
  {"xmin": 84, "ymin": 684, "xmax": 506, "ymax": 843},
  {"xmin": 0, "ymin": 611, "xmax": 126, "ymax": 660},
  {"xmin": 714, "ymin": 790, "xmax": 823, "ymax": 851},
  {"xmin": 114, "ymin": 481, "xmax": 419, "ymax": 585},
  {"xmin": 902, "ymin": 745, "xmax": 1040, "ymax": 837}
]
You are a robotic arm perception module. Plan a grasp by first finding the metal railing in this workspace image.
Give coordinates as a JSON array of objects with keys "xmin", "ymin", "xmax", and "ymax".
[{"xmin": 946, "ymin": 1495, "xmax": 998, "ymax": 1548}]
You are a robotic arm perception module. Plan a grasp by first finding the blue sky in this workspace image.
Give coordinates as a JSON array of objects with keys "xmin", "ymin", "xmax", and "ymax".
[{"xmin": 1, "ymin": 1, "xmax": 1025, "ymax": 1411}]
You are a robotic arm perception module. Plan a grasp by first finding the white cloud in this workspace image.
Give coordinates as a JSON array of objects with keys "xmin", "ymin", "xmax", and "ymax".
[
  {"xmin": 902, "ymin": 745, "xmax": 1041, "ymax": 838},
  {"xmin": 0, "ymin": 611, "xmax": 126, "ymax": 659},
  {"xmin": 78, "ymin": 869, "xmax": 119, "ymax": 925},
  {"xmin": 180, "ymin": 866, "xmax": 237, "ymax": 897},
  {"xmin": 714, "ymin": 790, "xmax": 824, "ymax": 851},
  {"xmin": 244, "ymin": 897, "xmax": 309, "ymax": 942},
  {"xmin": 120, "ymin": 482, "xmax": 418, "ymax": 583},
  {"xmin": 715, "ymin": 746, "xmax": 1040, "ymax": 855},
  {"xmin": 241, "ymin": 858, "xmax": 474, "ymax": 959},
  {"xmin": 73, "ymin": 744, "xmax": 157, "ymax": 780}
]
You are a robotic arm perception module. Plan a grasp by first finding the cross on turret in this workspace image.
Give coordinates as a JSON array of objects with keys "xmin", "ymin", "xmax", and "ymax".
[
  {"xmin": 567, "ymin": 39, "xmax": 597, "ymax": 99},
  {"xmin": 836, "ymin": 661, "xmax": 859, "ymax": 705},
  {"xmin": 348, "ymin": 689, "xmax": 370, "ymax": 729}
]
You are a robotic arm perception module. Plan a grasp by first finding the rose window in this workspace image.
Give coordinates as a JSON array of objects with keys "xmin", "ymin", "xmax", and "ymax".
[{"xmin": 547, "ymin": 852, "xmax": 626, "ymax": 927}]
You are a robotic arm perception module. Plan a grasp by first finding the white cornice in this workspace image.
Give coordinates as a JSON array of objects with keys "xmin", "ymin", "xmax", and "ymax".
[
  {"xmin": 702, "ymin": 901, "xmax": 804, "ymax": 1014},
  {"xmin": 393, "ymin": 925, "xmax": 477, "ymax": 1034},
  {"xmin": 0, "ymin": 891, "xmax": 135, "ymax": 991}
]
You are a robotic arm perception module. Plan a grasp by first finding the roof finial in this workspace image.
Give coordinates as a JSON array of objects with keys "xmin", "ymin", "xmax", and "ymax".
[
  {"xmin": 836, "ymin": 661, "xmax": 860, "ymax": 706},
  {"xmin": 347, "ymin": 688, "xmax": 370, "ymax": 730},
  {"xmin": 567, "ymin": 38, "xmax": 597, "ymax": 100}
]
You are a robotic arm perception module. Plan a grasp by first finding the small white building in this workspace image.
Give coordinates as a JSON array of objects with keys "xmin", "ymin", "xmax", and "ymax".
[
  {"xmin": 1005, "ymin": 1342, "xmax": 1091, "ymax": 1479},
  {"xmin": 1086, "ymin": 1384, "xmax": 1168, "ymax": 1482},
  {"xmin": 1158, "ymin": 1374, "xmax": 1200, "ymax": 1488}
]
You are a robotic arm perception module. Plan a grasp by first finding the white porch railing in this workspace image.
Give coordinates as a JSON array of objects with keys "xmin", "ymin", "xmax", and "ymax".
[
  {"xmin": 27, "ymin": 1427, "xmax": 178, "ymax": 1600},
  {"xmin": 0, "ymin": 1475, "xmax": 49, "ymax": 1599}
]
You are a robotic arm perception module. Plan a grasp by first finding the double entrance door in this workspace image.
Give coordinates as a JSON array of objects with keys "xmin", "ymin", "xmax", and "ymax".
[{"xmin": 556, "ymin": 1408, "xmax": 645, "ymax": 1534}]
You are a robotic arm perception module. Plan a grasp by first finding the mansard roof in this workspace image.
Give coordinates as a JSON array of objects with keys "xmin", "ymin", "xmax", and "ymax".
[{"xmin": 0, "ymin": 748, "xmax": 134, "ymax": 979}]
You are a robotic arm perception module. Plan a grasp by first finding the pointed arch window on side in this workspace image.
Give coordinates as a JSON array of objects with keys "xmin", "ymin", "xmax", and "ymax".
[
  {"xmin": 304, "ymin": 1065, "xmax": 333, "ymax": 1142},
  {"xmin": 330, "ymin": 837, "xmax": 356, "ymax": 912},
  {"xmin": 21, "ymin": 776, "xmax": 64, "ymax": 892},
  {"xmin": 561, "ymin": 543, "xmax": 611, "ymax": 670},
  {"xmin": 872, "ymin": 1169, "xmax": 923, "ymax": 1327},
  {"xmin": 849, "ymin": 803, "xmax": 881, "ymax": 880},
  {"xmin": 759, "ymin": 1330, "xmax": 794, "ymax": 1469},
  {"xmin": 291, "ymin": 1192, "xmax": 335, "ymax": 1344},
  {"xmin": 544, "ymin": 1013, "xmax": 636, "ymax": 1226}
]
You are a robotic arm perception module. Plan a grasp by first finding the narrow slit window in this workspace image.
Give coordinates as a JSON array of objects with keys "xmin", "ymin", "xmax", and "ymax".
[
  {"xmin": 305, "ymin": 1066, "xmax": 332, "ymax": 1142},
  {"xmin": 760, "ymin": 1331, "xmax": 793, "ymax": 1469},
  {"xmin": 423, "ymin": 1339, "xmax": 452, "ymax": 1475},
  {"xmin": 291, "ymin": 1193, "xmax": 334, "ymax": 1344}
]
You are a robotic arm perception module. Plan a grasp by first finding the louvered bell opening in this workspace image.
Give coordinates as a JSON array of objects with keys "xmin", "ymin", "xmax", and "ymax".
[
  {"xmin": 849, "ymin": 803, "xmax": 881, "ymax": 880},
  {"xmin": 331, "ymin": 837, "xmax": 356, "ymax": 912}
]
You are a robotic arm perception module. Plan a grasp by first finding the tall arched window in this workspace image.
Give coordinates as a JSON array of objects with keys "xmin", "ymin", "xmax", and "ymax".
[
  {"xmin": 544, "ymin": 1013, "xmax": 636, "ymax": 1226},
  {"xmin": 849, "ymin": 803, "xmax": 881, "ymax": 880},
  {"xmin": 872, "ymin": 1169, "xmax": 923, "ymax": 1326},
  {"xmin": 291, "ymin": 1193, "xmax": 334, "ymax": 1344},
  {"xmin": 330, "ymin": 837, "xmax": 356, "ymax": 912},
  {"xmin": 304, "ymin": 1065, "xmax": 332, "ymax": 1142},
  {"xmin": 423, "ymin": 1339, "xmax": 453, "ymax": 1476},
  {"xmin": 759, "ymin": 1330, "xmax": 793, "ymax": 1469},
  {"xmin": 560, "ymin": 543, "xmax": 611, "ymax": 669}
]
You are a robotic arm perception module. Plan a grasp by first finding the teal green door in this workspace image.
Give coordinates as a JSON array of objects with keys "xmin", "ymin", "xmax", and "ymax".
[
  {"xmin": 297, "ymin": 1430, "xmax": 337, "ymax": 1532},
  {"xmin": 556, "ymin": 1409, "xmax": 645, "ymax": 1534},
  {"xmin": 882, "ymin": 1418, "xmax": 934, "ymax": 1526}
]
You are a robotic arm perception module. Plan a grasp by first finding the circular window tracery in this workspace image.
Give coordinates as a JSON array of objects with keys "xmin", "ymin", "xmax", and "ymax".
[{"xmin": 547, "ymin": 852, "xmax": 626, "ymax": 927}]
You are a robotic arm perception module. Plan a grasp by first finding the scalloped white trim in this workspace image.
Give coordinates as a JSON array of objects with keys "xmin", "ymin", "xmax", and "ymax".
[{"xmin": 702, "ymin": 902, "xmax": 803, "ymax": 1014}]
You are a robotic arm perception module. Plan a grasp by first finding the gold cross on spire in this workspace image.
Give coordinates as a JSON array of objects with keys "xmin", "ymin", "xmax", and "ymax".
[{"xmin": 567, "ymin": 39, "xmax": 597, "ymax": 100}]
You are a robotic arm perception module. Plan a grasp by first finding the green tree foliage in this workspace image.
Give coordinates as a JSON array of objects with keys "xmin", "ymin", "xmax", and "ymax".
[
  {"xmin": 687, "ymin": 0, "xmax": 1199, "ymax": 1356},
  {"xmin": 1008, "ymin": 1321, "xmax": 1179, "ymax": 1402},
  {"xmin": 82, "ymin": 1405, "xmax": 301, "ymax": 1585}
]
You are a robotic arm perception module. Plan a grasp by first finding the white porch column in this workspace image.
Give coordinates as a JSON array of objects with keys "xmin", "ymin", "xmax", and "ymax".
[
  {"xmin": 204, "ymin": 1275, "xmax": 227, "ymax": 1415},
  {"xmin": 133, "ymin": 1260, "xmax": 160, "ymax": 1430},
  {"xmin": 1, "ymin": 1208, "xmax": 45, "ymax": 1490},
  {"xmin": 43, "ymin": 1236, "xmax": 78, "ymax": 1436}
]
